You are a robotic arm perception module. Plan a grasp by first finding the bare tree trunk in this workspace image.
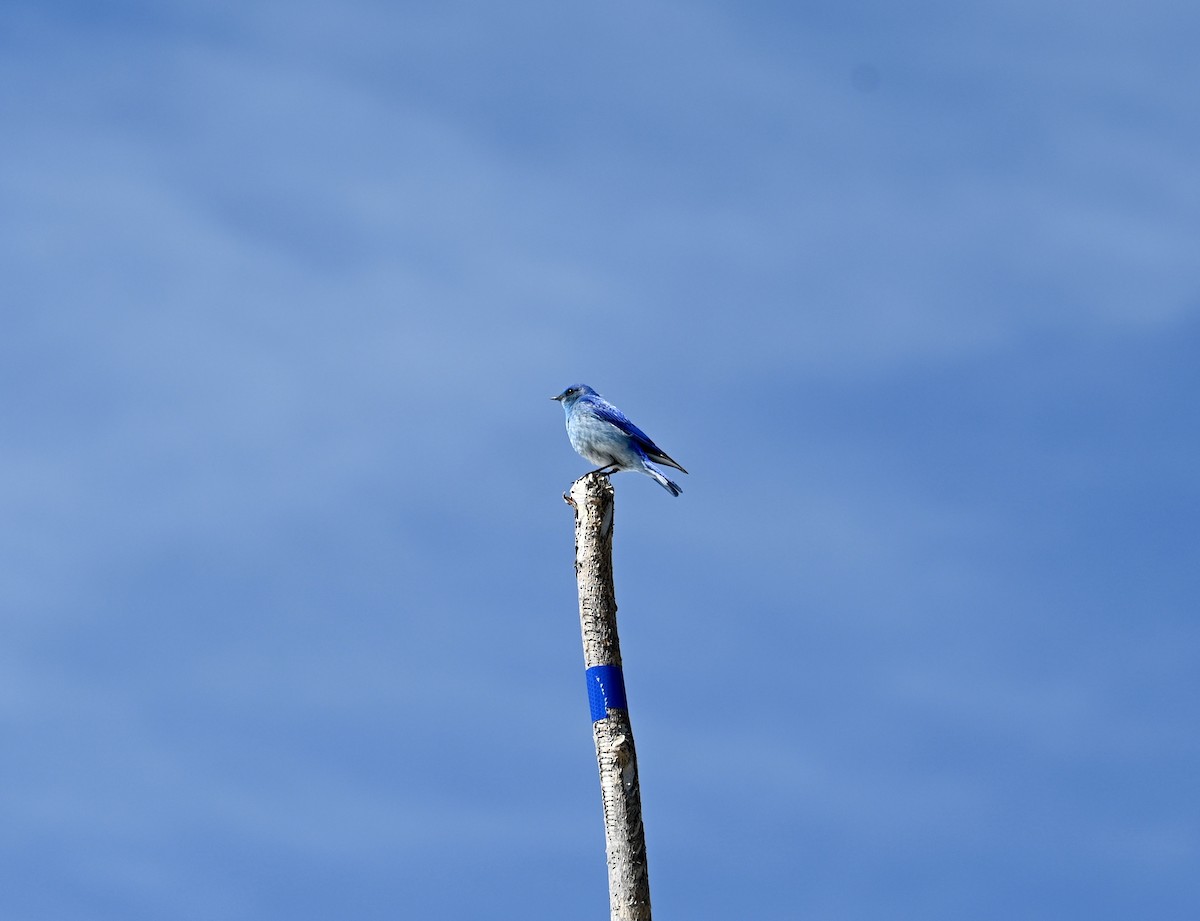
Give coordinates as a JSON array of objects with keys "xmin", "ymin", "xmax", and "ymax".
[{"xmin": 565, "ymin": 473, "xmax": 652, "ymax": 921}]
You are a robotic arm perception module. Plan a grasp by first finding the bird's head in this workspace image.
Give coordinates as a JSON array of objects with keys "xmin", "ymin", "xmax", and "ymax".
[{"xmin": 551, "ymin": 384, "xmax": 596, "ymax": 408}]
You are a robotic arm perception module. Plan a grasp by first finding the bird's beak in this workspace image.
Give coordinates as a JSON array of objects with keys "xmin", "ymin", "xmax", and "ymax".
[{"xmin": 551, "ymin": 394, "xmax": 563, "ymax": 401}]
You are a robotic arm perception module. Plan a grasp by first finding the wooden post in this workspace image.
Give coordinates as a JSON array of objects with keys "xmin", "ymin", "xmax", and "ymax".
[{"xmin": 565, "ymin": 473, "xmax": 652, "ymax": 921}]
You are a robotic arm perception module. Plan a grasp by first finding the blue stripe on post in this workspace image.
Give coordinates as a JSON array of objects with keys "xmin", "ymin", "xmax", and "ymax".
[{"xmin": 586, "ymin": 665, "xmax": 628, "ymax": 722}]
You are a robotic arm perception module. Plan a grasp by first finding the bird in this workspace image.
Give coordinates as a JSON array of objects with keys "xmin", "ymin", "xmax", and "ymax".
[{"xmin": 552, "ymin": 384, "xmax": 688, "ymax": 496}]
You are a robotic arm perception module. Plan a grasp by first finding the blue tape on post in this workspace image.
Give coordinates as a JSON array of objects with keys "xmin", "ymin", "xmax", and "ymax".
[{"xmin": 585, "ymin": 665, "xmax": 628, "ymax": 722}]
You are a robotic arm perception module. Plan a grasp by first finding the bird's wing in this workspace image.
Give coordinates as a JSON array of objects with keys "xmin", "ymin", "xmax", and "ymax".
[{"xmin": 588, "ymin": 399, "xmax": 688, "ymax": 474}]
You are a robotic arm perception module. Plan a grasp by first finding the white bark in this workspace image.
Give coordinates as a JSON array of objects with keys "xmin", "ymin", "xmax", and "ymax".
[{"xmin": 566, "ymin": 473, "xmax": 651, "ymax": 921}]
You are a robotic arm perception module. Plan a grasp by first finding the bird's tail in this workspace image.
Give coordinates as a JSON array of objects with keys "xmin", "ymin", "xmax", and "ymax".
[{"xmin": 646, "ymin": 465, "xmax": 682, "ymax": 497}]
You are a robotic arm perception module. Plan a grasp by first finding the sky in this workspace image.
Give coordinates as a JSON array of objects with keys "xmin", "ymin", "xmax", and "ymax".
[{"xmin": 2, "ymin": 1, "xmax": 1198, "ymax": 918}]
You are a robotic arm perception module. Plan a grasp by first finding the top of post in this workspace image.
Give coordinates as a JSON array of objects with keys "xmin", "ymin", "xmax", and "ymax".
[
  {"xmin": 567, "ymin": 473, "xmax": 615, "ymax": 541},
  {"xmin": 567, "ymin": 471, "xmax": 615, "ymax": 510}
]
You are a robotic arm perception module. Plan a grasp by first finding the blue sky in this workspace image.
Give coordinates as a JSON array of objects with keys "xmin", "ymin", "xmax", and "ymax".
[{"xmin": 2, "ymin": 1, "xmax": 1198, "ymax": 918}]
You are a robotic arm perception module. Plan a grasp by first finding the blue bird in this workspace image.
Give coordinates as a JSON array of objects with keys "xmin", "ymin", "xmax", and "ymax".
[{"xmin": 552, "ymin": 384, "xmax": 688, "ymax": 496}]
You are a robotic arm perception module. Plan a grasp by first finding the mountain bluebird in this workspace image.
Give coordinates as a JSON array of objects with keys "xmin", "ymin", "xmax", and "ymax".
[{"xmin": 552, "ymin": 384, "xmax": 688, "ymax": 496}]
